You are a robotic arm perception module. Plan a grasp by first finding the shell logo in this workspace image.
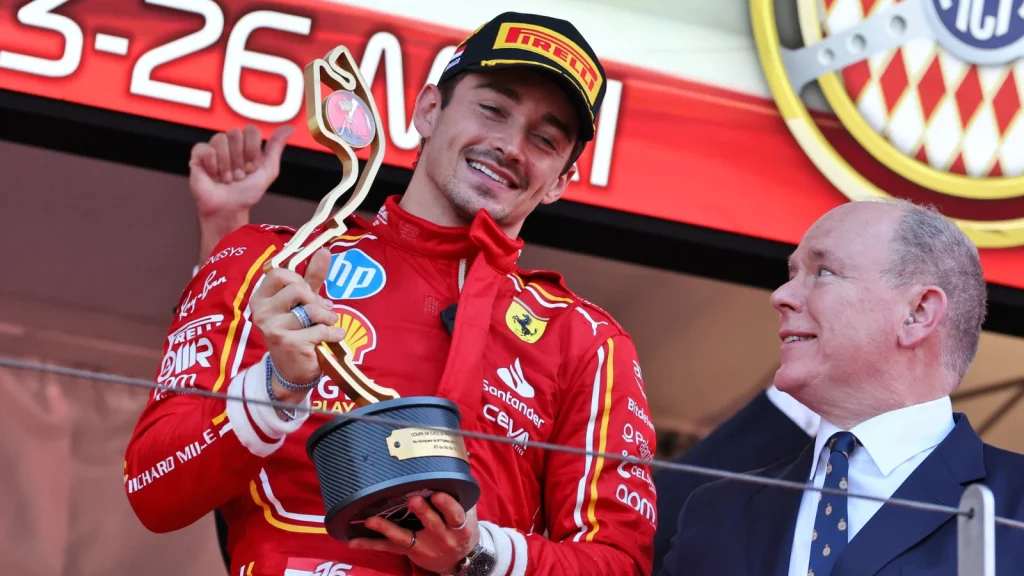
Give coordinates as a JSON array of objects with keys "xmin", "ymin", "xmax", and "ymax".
[{"xmin": 332, "ymin": 304, "xmax": 377, "ymax": 364}]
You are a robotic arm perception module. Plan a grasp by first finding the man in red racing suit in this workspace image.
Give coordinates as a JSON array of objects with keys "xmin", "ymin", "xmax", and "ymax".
[{"xmin": 125, "ymin": 11, "xmax": 658, "ymax": 576}]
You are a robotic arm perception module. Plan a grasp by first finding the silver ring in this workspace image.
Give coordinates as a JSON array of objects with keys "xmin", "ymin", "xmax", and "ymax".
[
  {"xmin": 450, "ymin": 518, "xmax": 468, "ymax": 531},
  {"xmin": 403, "ymin": 531, "xmax": 417, "ymax": 549},
  {"xmin": 290, "ymin": 305, "xmax": 312, "ymax": 329}
]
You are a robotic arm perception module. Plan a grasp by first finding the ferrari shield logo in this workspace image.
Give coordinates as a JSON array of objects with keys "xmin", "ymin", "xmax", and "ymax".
[
  {"xmin": 505, "ymin": 298, "xmax": 548, "ymax": 344},
  {"xmin": 751, "ymin": 0, "xmax": 1024, "ymax": 248}
]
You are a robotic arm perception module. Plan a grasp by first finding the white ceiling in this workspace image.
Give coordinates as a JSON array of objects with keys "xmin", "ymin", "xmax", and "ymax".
[
  {"xmin": 589, "ymin": 0, "xmax": 753, "ymax": 36},
  {"xmin": 0, "ymin": 139, "xmax": 1022, "ymax": 454}
]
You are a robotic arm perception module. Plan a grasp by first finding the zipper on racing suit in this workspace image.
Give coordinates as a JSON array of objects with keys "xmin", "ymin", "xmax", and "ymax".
[{"xmin": 441, "ymin": 258, "xmax": 467, "ymax": 335}]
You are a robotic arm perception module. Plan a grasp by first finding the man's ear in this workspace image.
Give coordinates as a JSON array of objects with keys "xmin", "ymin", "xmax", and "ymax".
[
  {"xmin": 539, "ymin": 162, "xmax": 577, "ymax": 205},
  {"xmin": 898, "ymin": 285, "xmax": 947, "ymax": 349},
  {"xmin": 412, "ymin": 84, "xmax": 443, "ymax": 140}
]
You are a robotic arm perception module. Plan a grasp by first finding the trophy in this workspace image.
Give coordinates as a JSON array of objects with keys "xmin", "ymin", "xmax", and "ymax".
[{"xmin": 264, "ymin": 46, "xmax": 480, "ymax": 542}]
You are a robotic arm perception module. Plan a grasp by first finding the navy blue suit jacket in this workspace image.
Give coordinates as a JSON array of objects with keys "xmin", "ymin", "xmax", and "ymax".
[
  {"xmin": 652, "ymin": 391, "xmax": 812, "ymax": 574},
  {"xmin": 660, "ymin": 414, "xmax": 1024, "ymax": 575}
]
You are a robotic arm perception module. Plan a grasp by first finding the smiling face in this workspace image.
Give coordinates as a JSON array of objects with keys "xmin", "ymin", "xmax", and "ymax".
[
  {"xmin": 409, "ymin": 68, "xmax": 580, "ymax": 235},
  {"xmin": 770, "ymin": 202, "xmax": 910, "ymax": 412}
]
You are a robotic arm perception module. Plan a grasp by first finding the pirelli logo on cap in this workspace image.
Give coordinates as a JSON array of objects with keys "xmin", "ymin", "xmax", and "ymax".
[{"xmin": 493, "ymin": 22, "xmax": 602, "ymax": 105}]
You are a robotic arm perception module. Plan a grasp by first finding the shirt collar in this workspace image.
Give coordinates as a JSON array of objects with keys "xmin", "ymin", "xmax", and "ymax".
[
  {"xmin": 809, "ymin": 395, "xmax": 954, "ymax": 479},
  {"xmin": 765, "ymin": 385, "xmax": 821, "ymax": 437},
  {"xmin": 362, "ymin": 195, "xmax": 524, "ymax": 272}
]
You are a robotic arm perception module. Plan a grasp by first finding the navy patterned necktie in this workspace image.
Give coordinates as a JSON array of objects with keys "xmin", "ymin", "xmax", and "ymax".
[{"xmin": 807, "ymin": 431, "xmax": 858, "ymax": 576}]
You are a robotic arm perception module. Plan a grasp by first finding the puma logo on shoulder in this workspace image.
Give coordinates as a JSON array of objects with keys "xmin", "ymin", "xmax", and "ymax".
[{"xmin": 575, "ymin": 307, "xmax": 609, "ymax": 336}]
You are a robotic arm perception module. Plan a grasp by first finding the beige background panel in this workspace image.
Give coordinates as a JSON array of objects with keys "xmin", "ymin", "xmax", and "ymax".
[{"xmin": 0, "ymin": 360, "xmax": 228, "ymax": 576}]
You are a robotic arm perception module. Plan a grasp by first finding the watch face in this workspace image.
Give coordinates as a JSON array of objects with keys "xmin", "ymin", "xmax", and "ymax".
[{"xmin": 466, "ymin": 551, "xmax": 496, "ymax": 576}]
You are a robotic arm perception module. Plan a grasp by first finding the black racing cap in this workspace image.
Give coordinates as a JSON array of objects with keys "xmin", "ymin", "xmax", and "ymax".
[{"xmin": 437, "ymin": 11, "xmax": 607, "ymax": 143}]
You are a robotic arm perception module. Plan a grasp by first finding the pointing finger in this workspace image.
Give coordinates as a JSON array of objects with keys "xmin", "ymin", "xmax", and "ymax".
[{"xmin": 304, "ymin": 249, "xmax": 332, "ymax": 297}]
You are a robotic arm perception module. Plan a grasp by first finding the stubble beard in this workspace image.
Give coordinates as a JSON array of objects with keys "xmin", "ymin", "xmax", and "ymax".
[{"xmin": 441, "ymin": 170, "xmax": 510, "ymax": 225}]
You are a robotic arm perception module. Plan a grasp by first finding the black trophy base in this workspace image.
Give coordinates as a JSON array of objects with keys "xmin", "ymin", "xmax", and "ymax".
[{"xmin": 306, "ymin": 396, "xmax": 481, "ymax": 542}]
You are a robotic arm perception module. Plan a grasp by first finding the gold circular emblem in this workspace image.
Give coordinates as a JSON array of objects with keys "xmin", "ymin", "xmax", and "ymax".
[
  {"xmin": 751, "ymin": 0, "xmax": 1024, "ymax": 248},
  {"xmin": 802, "ymin": 1, "xmax": 1024, "ymax": 201}
]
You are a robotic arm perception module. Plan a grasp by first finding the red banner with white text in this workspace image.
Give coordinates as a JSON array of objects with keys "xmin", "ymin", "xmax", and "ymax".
[{"xmin": 1, "ymin": 0, "xmax": 1021, "ymax": 289}]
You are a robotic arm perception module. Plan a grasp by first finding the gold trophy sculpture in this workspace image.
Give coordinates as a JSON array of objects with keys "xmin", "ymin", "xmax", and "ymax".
[
  {"xmin": 263, "ymin": 45, "xmax": 399, "ymax": 405},
  {"xmin": 269, "ymin": 45, "xmax": 480, "ymax": 543}
]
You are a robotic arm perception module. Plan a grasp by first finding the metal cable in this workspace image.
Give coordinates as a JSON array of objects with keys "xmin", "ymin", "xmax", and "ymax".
[{"xmin": 3, "ymin": 356, "xmax": 1023, "ymax": 531}]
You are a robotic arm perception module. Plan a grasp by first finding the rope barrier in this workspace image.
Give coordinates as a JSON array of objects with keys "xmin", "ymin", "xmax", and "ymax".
[{"xmin": 2, "ymin": 356, "xmax": 1023, "ymax": 532}]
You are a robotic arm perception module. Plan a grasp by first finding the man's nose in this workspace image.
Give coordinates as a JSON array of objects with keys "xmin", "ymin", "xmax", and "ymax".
[
  {"xmin": 770, "ymin": 278, "xmax": 802, "ymax": 313},
  {"xmin": 494, "ymin": 127, "xmax": 526, "ymax": 164}
]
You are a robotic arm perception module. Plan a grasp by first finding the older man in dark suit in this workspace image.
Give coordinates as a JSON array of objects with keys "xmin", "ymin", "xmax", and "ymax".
[{"xmin": 661, "ymin": 199, "xmax": 1024, "ymax": 575}]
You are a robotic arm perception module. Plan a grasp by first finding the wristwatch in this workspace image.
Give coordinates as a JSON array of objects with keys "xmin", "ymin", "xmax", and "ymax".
[{"xmin": 451, "ymin": 544, "xmax": 496, "ymax": 576}]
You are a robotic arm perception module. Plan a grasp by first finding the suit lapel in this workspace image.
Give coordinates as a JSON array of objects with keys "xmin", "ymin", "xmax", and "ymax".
[
  {"xmin": 833, "ymin": 415, "xmax": 986, "ymax": 576},
  {"xmin": 745, "ymin": 443, "xmax": 816, "ymax": 576}
]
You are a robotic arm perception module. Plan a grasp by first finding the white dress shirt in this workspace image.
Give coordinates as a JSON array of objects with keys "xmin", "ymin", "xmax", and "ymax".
[
  {"xmin": 786, "ymin": 396, "xmax": 955, "ymax": 576},
  {"xmin": 766, "ymin": 384, "xmax": 822, "ymax": 437}
]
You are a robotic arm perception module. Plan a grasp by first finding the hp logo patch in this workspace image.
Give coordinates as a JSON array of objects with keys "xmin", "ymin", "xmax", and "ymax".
[{"xmin": 326, "ymin": 249, "xmax": 386, "ymax": 300}]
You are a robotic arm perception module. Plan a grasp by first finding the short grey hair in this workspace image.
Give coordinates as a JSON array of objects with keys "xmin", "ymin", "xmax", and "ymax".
[{"xmin": 877, "ymin": 199, "xmax": 987, "ymax": 384}]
